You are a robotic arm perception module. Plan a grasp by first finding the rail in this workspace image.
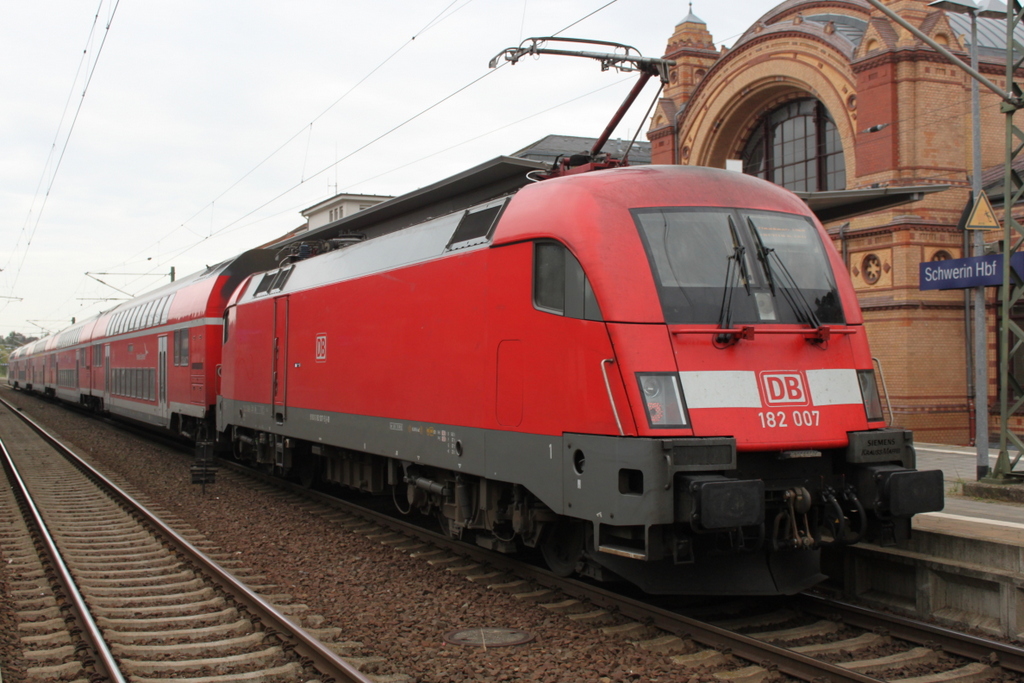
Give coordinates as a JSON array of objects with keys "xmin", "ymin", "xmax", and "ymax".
[
  {"xmin": 0, "ymin": 393, "xmax": 375, "ymax": 683},
  {"xmin": 797, "ymin": 593, "xmax": 1024, "ymax": 674},
  {"xmin": 0, "ymin": 432, "xmax": 127, "ymax": 683},
  {"xmin": 221, "ymin": 458, "xmax": 883, "ymax": 683}
]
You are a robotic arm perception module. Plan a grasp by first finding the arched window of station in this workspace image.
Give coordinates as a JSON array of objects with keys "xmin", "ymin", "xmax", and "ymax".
[{"xmin": 741, "ymin": 98, "xmax": 845, "ymax": 192}]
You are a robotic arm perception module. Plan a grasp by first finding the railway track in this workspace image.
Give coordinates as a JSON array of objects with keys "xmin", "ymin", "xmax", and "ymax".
[
  {"xmin": 200, "ymin": 455, "xmax": 1024, "ymax": 682},
  {"xmin": 3, "ymin": 387, "xmax": 1023, "ymax": 683},
  {"xmin": 220, "ymin": 461, "xmax": 1024, "ymax": 683},
  {"xmin": 0, "ymin": 396, "xmax": 378, "ymax": 683}
]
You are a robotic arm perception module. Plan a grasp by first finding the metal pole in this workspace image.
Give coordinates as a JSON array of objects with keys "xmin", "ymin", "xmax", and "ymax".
[
  {"xmin": 867, "ymin": 0, "xmax": 1022, "ymax": 480},
  {"xmin": 989, "ymin": 0, "xmax": 1023, "ymax": 483},
  {"xmin": 971, "ymin": 13, "xmax": 990, "ymax": 479}
]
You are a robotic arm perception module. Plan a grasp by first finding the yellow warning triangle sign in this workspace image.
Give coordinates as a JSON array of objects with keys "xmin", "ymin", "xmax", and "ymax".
[{"xmin": 966, "ymin": 191, "xmax": 1000, "ymax": 230}]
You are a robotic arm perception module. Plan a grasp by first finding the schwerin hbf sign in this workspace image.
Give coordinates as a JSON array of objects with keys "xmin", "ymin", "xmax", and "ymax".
[{"xmin": 919, "ymin": 252, "xmax": 1024, "ymax": 290}]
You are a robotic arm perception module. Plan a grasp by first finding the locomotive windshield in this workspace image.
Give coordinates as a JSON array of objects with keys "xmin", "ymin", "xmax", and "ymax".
[{"xmin": 633, "ymin": 207, "xmax": 844, "ymax": 326}]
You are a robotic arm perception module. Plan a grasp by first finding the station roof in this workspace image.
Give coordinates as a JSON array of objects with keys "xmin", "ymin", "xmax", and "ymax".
[{"xmin": 796, "ymin": 185, "xmax": 949, "ymax": 222}]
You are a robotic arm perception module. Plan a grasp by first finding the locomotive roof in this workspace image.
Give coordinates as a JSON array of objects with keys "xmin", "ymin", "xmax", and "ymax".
[{"xmin": 281, "ymin": 156, "xmax": 547, "ymax": 247}]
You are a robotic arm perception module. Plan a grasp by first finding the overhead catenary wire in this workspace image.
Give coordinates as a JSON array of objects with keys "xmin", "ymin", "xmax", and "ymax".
[
  {"xmin": 9, "ymin": 2, "xmax": 1017, "ymax": 337},
  {"xmin": 111, "ymin": 0, "xmax": 477, "ymax": 274},
  {"xmin": 142, "ymin": 65, "xmax": 506, "ymax": 270},
  {"xmin": 108, "ymin": 0, "xmax": 628, "ymax": 292},
  {"xmin": 13, "ymin": 0, "xmax": 635, "ymax": 332},
  {"xmin": 7, "ymin": 1, "xmax": 105, "ymax": 272},
  {"xmin": 2, "ymin": 0, "xmax": 121, "ymax": 314}
]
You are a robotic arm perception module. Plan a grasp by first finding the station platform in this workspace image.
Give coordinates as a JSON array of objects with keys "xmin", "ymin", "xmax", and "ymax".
[
  {"xmin": 915, "ymin": 442, "xmax": 1024, "ymax": 526},
  {"xmin": 836, "ymin": 442, "xmax": 1024, "ymax": 639}
]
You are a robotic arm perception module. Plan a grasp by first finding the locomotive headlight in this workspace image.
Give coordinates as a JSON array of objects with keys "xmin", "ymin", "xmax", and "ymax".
[
  {"xmin": 857, "ymin": 369, "xmax": 885, "ymax": 423},
  {"xmin": 637, "ymin": 373, "xmax": 689, "ymax": 429}
]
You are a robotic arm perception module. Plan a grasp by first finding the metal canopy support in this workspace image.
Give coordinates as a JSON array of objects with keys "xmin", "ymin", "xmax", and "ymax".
[
  {"xmin": 994, "ymin": 0, "xmax": 1024, "ymax": 481},
  {"xmin": 864, "ymin": 0, "xmax": 1023, "ymax": 480}
]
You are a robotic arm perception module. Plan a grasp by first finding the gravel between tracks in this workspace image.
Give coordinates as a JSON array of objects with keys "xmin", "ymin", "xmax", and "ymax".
[{"xmin": 0, "ymin": 387, "xmax": 732, "ymax": 683}]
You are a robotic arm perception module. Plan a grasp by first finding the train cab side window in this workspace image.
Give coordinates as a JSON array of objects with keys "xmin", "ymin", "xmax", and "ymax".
[{"xmin": 533, "ymin": 242, "xmax": 602, "ymax": 321}]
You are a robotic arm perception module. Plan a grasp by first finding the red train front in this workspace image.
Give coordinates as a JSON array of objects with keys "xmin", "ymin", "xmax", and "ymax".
[{"xmin": 219, "ymin": 163, "xmax": 943, "ymax": 595}]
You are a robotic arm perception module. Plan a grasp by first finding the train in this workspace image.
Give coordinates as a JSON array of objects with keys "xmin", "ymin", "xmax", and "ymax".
[{"xmin": 7, "ymin": 157, "xmax": 944, "ymax": 595}]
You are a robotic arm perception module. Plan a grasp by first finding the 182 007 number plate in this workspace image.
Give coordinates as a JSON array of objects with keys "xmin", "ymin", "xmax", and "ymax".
[{"xmin": 757, "ymin": 410, "xmax": 820, "ymax": 428}]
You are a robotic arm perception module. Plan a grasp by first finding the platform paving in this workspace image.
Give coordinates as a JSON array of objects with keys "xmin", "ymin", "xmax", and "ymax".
[{"xmin": 915, "ymin": 443, "xmax": 1024, "ymax": 526}]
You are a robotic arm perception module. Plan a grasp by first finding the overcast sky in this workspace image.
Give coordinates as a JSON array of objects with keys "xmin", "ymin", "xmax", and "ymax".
[{"xmin": 0, "ymin": 0, "xmax": 776, "ymax": 339}]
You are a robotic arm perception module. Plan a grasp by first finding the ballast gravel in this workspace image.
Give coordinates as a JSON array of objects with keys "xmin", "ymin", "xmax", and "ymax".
[{"xmin": 0, "ymin": 386, "xmax": 737, "ymax": 683}]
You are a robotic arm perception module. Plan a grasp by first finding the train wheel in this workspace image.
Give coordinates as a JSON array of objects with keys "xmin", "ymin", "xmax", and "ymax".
[{"xmin": 540, "ymin": 519, "xmax": 585, "ymax": 577}]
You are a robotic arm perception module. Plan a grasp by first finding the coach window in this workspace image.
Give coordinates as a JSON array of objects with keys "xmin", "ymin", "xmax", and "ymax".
[
  {"xmin": 533, "ymin": 242, "xmax": 602, "ymax": 321},
  {"xmin": 155, "ymin": 296, "xmax": 168, "ymax": 324},
  {"xmin": 174, "ymin": 328, "xmax": 190, "ymax": 367},
  {"xmin": 152, "ymin": 297, "xmax": 164, "ymax": 325}
]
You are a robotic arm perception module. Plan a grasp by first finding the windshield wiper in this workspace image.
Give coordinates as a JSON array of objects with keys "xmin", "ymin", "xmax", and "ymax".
[
  {"xmin": 746, "ymin": 217, "xmax": 821, "ymax": 330},
  {"xmin": 717, "ymin": 216, "xmax": 752, "ymax": 340},
  {"xmin": 748, "ymin": 216, "xmax": 775, "ymax": 296}
]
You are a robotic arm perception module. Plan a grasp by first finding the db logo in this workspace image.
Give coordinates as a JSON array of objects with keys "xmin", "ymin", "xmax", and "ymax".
[
  {"xmin": 759, "ymin": 371, "xmax": 808, "ymax": 406},
  {"xmin": 315, "ymin": 334, "xmax": 327, "ymax": 362}
]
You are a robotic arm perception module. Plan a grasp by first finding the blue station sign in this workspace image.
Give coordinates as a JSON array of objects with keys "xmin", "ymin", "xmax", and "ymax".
[{"xmin": 919, "ymin": 252, "xmax": 1024, "ymax": 290}]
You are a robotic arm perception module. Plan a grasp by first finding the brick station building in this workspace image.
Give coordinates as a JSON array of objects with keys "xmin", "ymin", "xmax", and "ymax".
[{"xmin": 647, "ymin": 0, "xmax": 1021, "ymax": 444}]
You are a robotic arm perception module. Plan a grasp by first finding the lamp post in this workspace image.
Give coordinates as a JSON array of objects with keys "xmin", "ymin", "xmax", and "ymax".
[{"xmin": 929, "ymin": 0, "xmax": 1007, "ymax": 479}]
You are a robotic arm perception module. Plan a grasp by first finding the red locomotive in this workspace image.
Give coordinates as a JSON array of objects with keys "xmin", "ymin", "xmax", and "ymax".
[{"xmin": 9, "ymin": 160, "xmax": 943, "ymax": 594}]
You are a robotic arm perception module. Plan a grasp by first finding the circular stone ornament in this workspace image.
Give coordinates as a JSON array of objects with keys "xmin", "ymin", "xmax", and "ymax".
[{"xmin": 443, "ymin": 628, "xmax": 534, "ymax": 647}]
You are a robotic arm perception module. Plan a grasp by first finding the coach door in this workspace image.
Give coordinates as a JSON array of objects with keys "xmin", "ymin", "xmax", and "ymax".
[
  {"xmin": 272, "ymin": 296, "xmax": 289, "ymax": 424},
  {"xmin": 158, "ymin": 335, "xmax": 167, "ymax": 411},
  {"xmin": 103, "ymin": 344, "xmax": 111, "ymax": 405}
]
